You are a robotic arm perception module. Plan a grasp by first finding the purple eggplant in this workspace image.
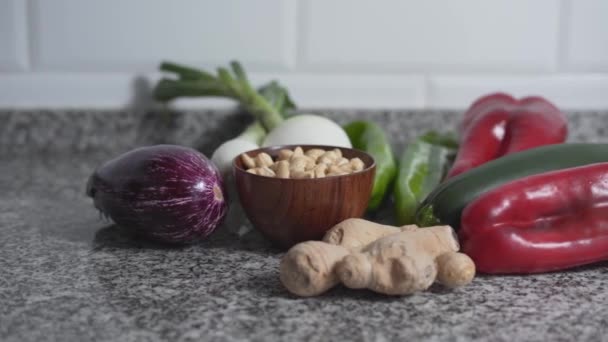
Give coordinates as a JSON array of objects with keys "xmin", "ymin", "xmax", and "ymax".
[{"xmin": 87, "ymin": 145, "xmax": 228, "ymax": 243}]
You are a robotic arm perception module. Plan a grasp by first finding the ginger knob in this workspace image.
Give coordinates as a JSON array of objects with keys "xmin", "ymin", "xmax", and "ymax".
[
  {"xmin": 436, "ymin": 252, "xmax": 476, "ymax": 288},
  {"xmin": 323, "ymin": 218, "xmax": 403, "ymax": 250},
  {"xmin": 335, "ymin": 253, "xmax": 372, "ymax": 289},
  {"xmin": 280, "ymin": 241, "xmax": 349, "ymax": 297}
]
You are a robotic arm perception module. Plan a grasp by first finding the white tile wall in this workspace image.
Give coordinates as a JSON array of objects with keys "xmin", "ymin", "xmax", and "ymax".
[
  {"xmin": 563, "ymin": 0, "xmax": 608, "ymax": 71},
  {"xmin": 0, "ymin": 0, "xmax": 607, "ymax": 109},
  {"xmin": 0, "ymin": 0, "xmax": 28, "ymax": 71},
  {"xmin": 429, "ymin": 74, "xmax": 608, "ymax": 109},
  {"xmin": 0, "ymin": 72, "xmax": 137, "ymax": 107},
  {"xmin": 278, "ymin": 74, "xmax": 426, "ymax": 108},
  {"xmin": 30, "ymin": 0, "xmax": 296, "ymax": 71},
  {"xmin": 301, "ymin": 0, "xmax": 560, "ymax": 72}
]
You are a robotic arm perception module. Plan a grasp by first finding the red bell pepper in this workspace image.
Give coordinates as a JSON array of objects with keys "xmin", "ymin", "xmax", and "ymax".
[
  {"xmin": 460, "ymin": 162, "xmax": 608, "ymax": 274},
  {"xmin": 447, "ymin": 93, "xmax": 568, "ymax": 178}
]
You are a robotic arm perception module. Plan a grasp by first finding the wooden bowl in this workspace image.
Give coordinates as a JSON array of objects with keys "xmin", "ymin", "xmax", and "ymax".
[{"xmin": 233, "ymin": 145, "xmax": 376, "ymax": 249}]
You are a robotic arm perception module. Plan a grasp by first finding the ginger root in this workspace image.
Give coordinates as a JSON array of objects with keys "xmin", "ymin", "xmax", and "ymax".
[
  {"xmin": 280, "ymin": 219, "xmax": 475, "ymax": 297},
  {"xmin": 323, "ymin": 218, "xmax": 418, "ymax": 250},
  {"xmin": 280, "ymin": 241, "xmax": 349, "ymax": 297}
]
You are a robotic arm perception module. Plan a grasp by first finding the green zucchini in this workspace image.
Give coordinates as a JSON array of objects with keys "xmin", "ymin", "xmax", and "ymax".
[{"xmin": 415, "ymin": 143, "xmax": 608, "ymax": 229}]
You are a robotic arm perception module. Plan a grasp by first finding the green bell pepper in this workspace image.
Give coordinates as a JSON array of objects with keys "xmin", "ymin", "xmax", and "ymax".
[
  {"xmin": 393, "ymin": 132, "xmax": 457, "ymax": 225},
  {"xmin": 344, "ymin": 121, "xmax": 397, "ymax": 211}
]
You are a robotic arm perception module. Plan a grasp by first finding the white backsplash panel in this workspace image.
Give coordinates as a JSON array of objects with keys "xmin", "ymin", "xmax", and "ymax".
[
  {"xmin": 301, "ymin": 0, "xmax": 560, "ymax": 72},
  {"xmin": 0, "ymin": 0, "xmax": 607, "ymax": 109},
  {"xmin": 563, "ymin": 0, "xmax": 608, "ymax": 71},
  {"xmin": 30, "ymin": 0, "xmax": 296, "ymax": 71},
  {"xmin": 0, "ymin": 0, "xmax": 28, "ymax": 71},
  {"xmin": 429, "ymin": 74, "xmax": 608, "ymax": 109}
]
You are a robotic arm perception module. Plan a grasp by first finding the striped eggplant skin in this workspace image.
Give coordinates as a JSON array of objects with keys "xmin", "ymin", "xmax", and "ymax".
[{"xmin": 86, "ymin": 145, "xmax": 228, "ymax": 243}]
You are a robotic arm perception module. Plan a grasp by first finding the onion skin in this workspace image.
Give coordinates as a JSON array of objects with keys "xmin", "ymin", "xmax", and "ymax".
[
  {"xmin": 86, "ymin": 145, "xmax": 228, "ymax": 243},
  {"xmin": 211, "ymin": 138, "xmax": 259, "ymax": 176},
  {"xmin": 262, "ymin": 114, "xmax": 352, "ymax": 148}
]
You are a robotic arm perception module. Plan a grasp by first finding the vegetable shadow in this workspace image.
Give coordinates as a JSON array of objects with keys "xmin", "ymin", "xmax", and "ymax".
[
  {"xmin": 91, "ymin": 221, "xmax": 279, "ymax": 255},
  {"xmin": 252, "ymin": 272, "xmax": 410, "ymax": 302},
  {"xmin": 92, "ymin": 224, "xmax": 187, "ymax": 251},
  {"xmin": 243, "ymin": 267, "xmax": 431, "ymax": 301},
  {"xmin": 565, "ymin": 261, "xmax": 608, "ymax": 273},
  {"xmin": 321, "ymin": 286, "xmax": 404, "ymax": 302},
  {"xmin": 240, "ymin": 270, "xmax": 288, "ymax": 298}
]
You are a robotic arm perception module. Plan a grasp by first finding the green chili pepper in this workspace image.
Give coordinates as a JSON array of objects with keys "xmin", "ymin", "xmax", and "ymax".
[
  {"xmin": 394, "ymin": 131, "xmax": 457, "ymax": 225},
  {"xmin": 343, "ymin": 121, "xmax": 397, "ymax": 211}
]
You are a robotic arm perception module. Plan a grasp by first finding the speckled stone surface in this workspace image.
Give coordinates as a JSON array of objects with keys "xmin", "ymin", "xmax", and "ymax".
[
  {"xmin": 3, "ymin": 109, "xmax": 607, "ymax": 157},
  {"xmin": 2, "ymin": 110, "xmax": 608, "ymax": 342}
]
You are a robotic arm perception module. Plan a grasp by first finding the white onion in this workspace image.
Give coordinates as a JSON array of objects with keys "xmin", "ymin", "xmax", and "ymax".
[
  {"xmin": 262, "ymin": 114, "xmax": 351, "ymax": 148},
  {"xmin": 211, "ymin": 139, "xmax": 259, "ymax": 175}
]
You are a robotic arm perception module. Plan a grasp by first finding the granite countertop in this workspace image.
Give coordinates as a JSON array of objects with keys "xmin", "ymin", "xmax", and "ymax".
[{"xmin": 2, "ymin": 110, "xmax": 608, "ymax": 342}]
